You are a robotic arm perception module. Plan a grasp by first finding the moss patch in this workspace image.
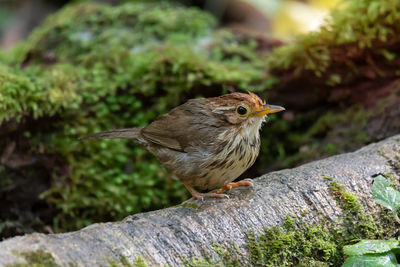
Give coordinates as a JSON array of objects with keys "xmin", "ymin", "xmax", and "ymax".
[
  {"xmin": 8, "ymin": 250, "xmax": 57, "ymax": 267},
  {"xmin": 185, "ymin": 178, "xmax": 399, "ymax": 266},
  {"xmin": 107, "ymin": 255, "xmax": 146, "ymax": 267},
  {"xmin": 328, "ymin": 180, "xmax": 376, "ymax": 240},
  {"xmin": 248, "ymin": 217, "xmax": 338, "ymax": 266},
  {"xmin": 183, "ymin": 243, "xmax": 241, "ymax": 267}
]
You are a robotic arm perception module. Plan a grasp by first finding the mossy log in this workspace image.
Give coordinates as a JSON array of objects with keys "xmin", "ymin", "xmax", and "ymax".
[{"xmin": 0, "ymin": 135, "xmax": 399, "ymax": 266}]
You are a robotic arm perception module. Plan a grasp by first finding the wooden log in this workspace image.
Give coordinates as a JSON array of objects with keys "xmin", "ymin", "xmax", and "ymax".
[{"xmin": 0, "ymin": 134, "xmax": 399, "ymax": 266}]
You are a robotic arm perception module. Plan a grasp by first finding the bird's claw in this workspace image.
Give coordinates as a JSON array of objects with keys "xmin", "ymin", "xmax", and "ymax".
[
  {"xmin": 243, "ymin": 178, "xmax": 254, "ymax": 187},
  {"xmin": 195, "ymin": 192, "xmax": 230, "ymax": 200},
  {"xmin": 184, "ymin": 192, "xmax": 229, "ymax": 203},
  {"xmin": 215, "ymin": 179, "xmax": 253, "ymax": 194}
]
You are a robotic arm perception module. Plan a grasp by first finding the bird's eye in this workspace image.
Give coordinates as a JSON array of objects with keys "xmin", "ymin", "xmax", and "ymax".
[{"xmin": 236, "ymin": 105, "xmax": 248, "ymax": 116}]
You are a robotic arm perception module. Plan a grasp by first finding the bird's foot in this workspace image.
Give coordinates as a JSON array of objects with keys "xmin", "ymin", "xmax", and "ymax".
[
  {"xmin": 215, "ymin": 179, "xmax": 253, "ymax": 194},
  {"xmin": 185, "ymin": 192, "xmax": 229, "ymax": 202},
  {"xmin": 182, "ymin": 182, "xmax": 229, "ymax": 203}
]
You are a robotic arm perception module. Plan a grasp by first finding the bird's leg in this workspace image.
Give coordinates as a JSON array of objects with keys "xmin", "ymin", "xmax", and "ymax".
[
  {"xmin": 215, "ymin": 179, "xmax": 253, "ymax": 194},
  {"xmin": 182, "ymin": 182, "xmax": 229, "ymax": 201}
]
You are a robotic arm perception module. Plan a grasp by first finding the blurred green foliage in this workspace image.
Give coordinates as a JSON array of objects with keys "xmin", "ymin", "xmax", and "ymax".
[
  {"xmin": 257, "ymin": 0, "xmax": 400, "ymax": 170},
  {"xmin": 266, "ymin": 0, "xmax": 400, "ymax": 77},
  {"xmin": 0, "ymin": 7, "xmax": 12, "ymax": 34}
]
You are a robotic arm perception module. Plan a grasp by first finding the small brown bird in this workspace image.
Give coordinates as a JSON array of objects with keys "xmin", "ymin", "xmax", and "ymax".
[{"xmin": 80, "ymin": 92, "xmax": 285, "ymax": 200}]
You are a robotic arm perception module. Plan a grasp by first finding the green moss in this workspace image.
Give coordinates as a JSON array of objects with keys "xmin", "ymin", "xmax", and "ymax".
[
  {"xmin": 8, "ymin": 250, "xmax": 57, "ymax": 267},
  {"xmin": 383, "ymin": 173, "xmax": 400, "ymax": 190},
  {"xmin": 107, "ymin": 255, "xmax": 146, "ymax": 267},
  {"xmin": 328, "ymin": 180, "xmax": 376, "ymax": 241},
  {"xmin": 248, "ymin": 217, "xmax": 338, "ymax": 266},
  {"xmin": 131, "ymin": 257, "xmax": 147, "ymax": 267},
  {"xmin": 183, "ymin": 243, "xmax": 241, "ymax": 267}
]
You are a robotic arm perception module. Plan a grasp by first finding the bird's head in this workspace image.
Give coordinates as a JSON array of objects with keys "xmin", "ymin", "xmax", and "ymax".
[{"xmin": 209, "ymin": 92, "xmax": 285, "ymax": 127}]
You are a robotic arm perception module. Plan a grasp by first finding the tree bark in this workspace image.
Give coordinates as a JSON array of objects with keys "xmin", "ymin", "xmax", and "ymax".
[{"xmin": 0, "ymin": 135, "xmax": 399, "ymax": 266}]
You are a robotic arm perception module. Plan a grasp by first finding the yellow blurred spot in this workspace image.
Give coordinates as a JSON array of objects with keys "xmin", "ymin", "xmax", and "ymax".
[{"xmin": 245, "ymin": 0, "xmax": 341, "ymax": 40}]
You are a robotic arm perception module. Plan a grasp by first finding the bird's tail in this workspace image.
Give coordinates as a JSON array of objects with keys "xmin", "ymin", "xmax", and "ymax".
[{"xmin": 79, "ymin": 127, "xmax": 144, "ymax": 141}]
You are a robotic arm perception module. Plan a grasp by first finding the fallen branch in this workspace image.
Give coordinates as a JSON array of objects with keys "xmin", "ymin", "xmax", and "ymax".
[{"xmin": 0, "ymin": 135, "xmax": 399, "ymax": 266}]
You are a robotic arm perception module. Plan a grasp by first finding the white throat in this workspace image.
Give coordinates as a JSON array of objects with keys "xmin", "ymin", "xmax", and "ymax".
[{"xmin": 239, "ymin": 116, "xmax": 265, "ymax": 143}]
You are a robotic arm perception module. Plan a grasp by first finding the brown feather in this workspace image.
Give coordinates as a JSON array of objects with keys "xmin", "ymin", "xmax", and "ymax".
[
  {"xmin": 141, "ymin": 98, "xmax": 229, "ymax": 153},
  {"xmin": 79, "ymin": 128, "xmax": 143, "ymax": 140}
]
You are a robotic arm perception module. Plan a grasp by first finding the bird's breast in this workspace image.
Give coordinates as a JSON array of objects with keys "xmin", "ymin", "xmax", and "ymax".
[
  {"xmin": 153, "ymin": 126, "xmax": 261, "ymax": 190},
  {"xmin": 192, "ymin": 130, "xmax": 260, "ymax": 190}
]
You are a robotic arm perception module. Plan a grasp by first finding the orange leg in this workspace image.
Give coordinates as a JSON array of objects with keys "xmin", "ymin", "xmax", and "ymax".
[
  {"xmin": 215, "ymin": 179, "xmax": 253, "ymax": 194},
  {"xmin": 182, "ymin": 182, "xmax": 229, "ymax": 201}
]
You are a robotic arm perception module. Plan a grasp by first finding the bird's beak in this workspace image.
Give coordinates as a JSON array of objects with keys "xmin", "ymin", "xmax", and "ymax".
[{"xmin": 251, "ymin": 104, "xmax": 285, "ymax": 117}]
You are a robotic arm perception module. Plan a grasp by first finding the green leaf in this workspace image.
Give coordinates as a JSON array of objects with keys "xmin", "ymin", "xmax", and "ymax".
[
  {"xmin": 342, "ymin": 253, "xmax": 399, "ymax": 267},
  {"xmin": 372, "ymin": 175, "xmax": 400, "ymax": 214},
  {"xmin": 343, "ymin": 239, "xmax": 400, "ymax": 256}
]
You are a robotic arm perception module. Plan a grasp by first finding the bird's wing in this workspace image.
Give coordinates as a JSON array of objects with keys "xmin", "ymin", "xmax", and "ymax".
[
  {"xmin": 141, "ymin": 115, "xmax": 185, "ymax": 151},
  {"xmin": 141, "ymin": 99, "xmax": 218, "ymax": 152}
]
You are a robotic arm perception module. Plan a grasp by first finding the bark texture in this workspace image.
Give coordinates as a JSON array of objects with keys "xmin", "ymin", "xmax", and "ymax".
[{"xmin": 0, "ymin": 134, "xmax": 399, "ymax": 266}]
